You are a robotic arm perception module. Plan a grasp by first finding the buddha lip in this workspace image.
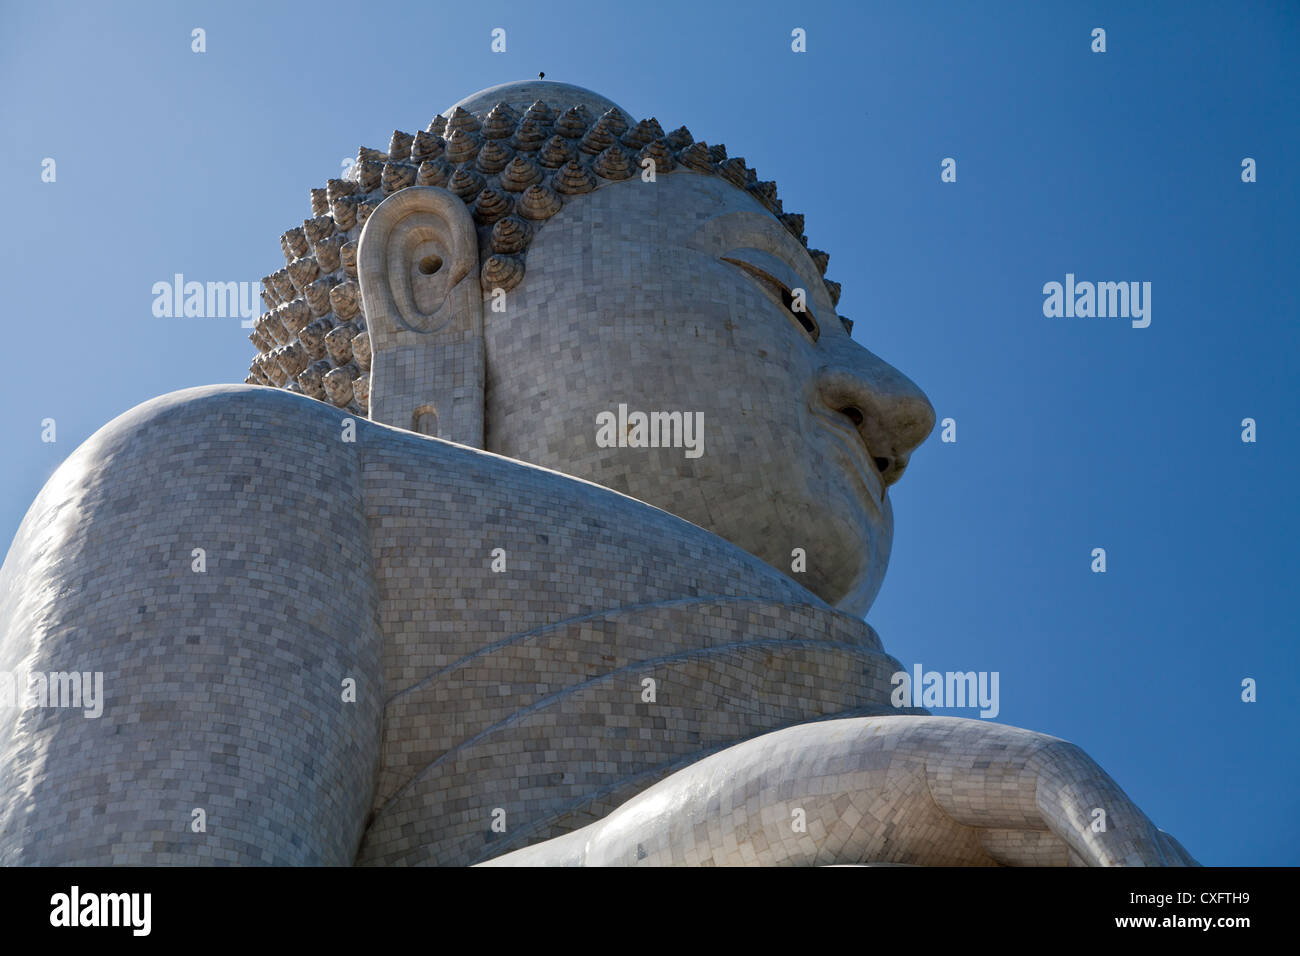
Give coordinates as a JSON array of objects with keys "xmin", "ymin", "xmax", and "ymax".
[{"xmin": 811, "ymin": 407, "xmax": 885, "ymax": 506}]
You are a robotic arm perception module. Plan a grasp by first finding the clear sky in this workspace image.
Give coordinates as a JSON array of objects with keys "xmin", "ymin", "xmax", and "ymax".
[{"xmin": 1, "ymin": 0, "xmax": 1295, "ymax": 865}]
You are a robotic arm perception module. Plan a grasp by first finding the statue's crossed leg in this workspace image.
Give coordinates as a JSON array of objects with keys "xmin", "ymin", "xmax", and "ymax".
[{"xmin": 482, "ymin": 715, "xmax": 1198, "ymax": 867}]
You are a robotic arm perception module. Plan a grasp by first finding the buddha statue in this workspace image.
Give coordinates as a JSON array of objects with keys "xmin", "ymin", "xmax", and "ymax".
[{"xmin": 0, "ymin": 80, "xmax": 1194, "ymax": 867}]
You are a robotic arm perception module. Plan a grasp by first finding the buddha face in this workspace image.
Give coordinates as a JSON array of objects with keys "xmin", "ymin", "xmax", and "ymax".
[{"xmin": 481, "ymin": 173, "xmax": 934, "ymax": 616}]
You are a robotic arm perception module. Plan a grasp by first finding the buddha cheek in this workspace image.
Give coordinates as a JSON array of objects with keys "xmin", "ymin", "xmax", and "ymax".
[
  {"xmin": 811, "ymin": 462, "xmax": 892, "ymax": 612},
  {"xmin": 843, "ymin": 493, "xmax": 893, "ymax": 613},
  {"xmin": 818, "ymin": 505, "xmax": 872, "ymax": 606}
]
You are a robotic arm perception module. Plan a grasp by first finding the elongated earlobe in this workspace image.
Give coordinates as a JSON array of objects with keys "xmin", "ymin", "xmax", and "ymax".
[{"xmin": 357, "ymin": 186, "xmax": 485, "ymax": 446}]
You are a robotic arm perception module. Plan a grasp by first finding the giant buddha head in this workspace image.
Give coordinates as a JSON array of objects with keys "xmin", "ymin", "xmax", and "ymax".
[{"xmin": 247, "ymin": 80, "xmax": 934, "ymax": 617}]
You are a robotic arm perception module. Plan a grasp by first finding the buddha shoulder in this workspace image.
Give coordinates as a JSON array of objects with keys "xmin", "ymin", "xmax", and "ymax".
[{"xmin": 3, "ymin": 383, "xmax": 820, "ymax": 615}]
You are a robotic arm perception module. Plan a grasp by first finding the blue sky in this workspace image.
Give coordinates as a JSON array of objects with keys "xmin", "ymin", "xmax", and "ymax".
[{"xmin": 1, "ymin": 0, "xmax": 1295, "ymax": 865}]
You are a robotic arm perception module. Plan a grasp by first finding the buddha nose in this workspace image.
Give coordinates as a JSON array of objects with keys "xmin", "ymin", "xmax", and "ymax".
[{"xmin": 813, "ymin": 347, "xmax": 935, "ymax": 488}]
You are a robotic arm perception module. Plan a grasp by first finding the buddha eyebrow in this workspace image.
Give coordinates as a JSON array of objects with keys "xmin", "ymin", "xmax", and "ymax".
[{"xmin": 689, "ymin": 213, "xmax": 825, "ymax": 300}]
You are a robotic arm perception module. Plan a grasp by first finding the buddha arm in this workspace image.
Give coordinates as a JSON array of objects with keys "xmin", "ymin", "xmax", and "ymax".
[
  {"xmin": 0, "ymin": 386, "xmax": 382, "ymax": 864},
  {"xmin": 481, "ymin": 715, "xmax": 1197, "ymax": 867}
]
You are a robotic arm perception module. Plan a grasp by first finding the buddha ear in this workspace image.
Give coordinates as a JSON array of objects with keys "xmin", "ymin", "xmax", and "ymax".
[
  {"xmin": 357, "ymin": 186, "xmax": 485, "ymax": 447},
  {"xmin": 358, "ymin": 186, "xmax": 479, "ymax": 334}
]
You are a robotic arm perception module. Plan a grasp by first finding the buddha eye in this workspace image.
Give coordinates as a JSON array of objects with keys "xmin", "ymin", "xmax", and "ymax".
[
  {"xmin": 780, "ymin": 287, "xmax": 819, "ymax": 341},
  {"xmin": 721, "ymin": 255, "xmax": 820, "ymax": 343}
]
